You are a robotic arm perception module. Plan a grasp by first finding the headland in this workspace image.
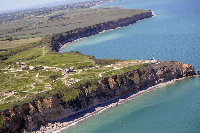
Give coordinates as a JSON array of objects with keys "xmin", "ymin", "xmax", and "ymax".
[
  {"xmin": 0, "ymin": 4, "xmax": 196, "ymax": 133},
  {"xmin": 0, "ymin": 60, "xmax": 196, "ymax": 132},
  {"xmin": 50, "ymin": 7, "xmax": 154, "ymax": 51}
]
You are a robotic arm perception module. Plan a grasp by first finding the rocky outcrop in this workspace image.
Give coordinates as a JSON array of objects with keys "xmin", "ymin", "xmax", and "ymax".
[
  {"xmin": 50, "ymin": 11, "xmax": 153, "ymax": 51},
  {"xmin": 0, "ymin": 61, "xmax": 195, "ymax": 132},
  {"xmin": 197, "ymin": 69, "xmax": 200, "ymax": 75}
]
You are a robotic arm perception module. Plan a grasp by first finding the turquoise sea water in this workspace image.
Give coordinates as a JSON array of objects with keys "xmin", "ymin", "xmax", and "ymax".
[
  {"xmin": 60, "ymin": 0, "xmax": 200, "ymax": 132},
  {"xmin": 61, "ymin": 77, "xmax": 200, "ymax": 133}
]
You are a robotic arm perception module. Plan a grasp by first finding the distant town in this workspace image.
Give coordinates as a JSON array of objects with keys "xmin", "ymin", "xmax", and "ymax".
[{"xmin": 0, "ymin": 0, "xmax": 118, "ymax": 23}]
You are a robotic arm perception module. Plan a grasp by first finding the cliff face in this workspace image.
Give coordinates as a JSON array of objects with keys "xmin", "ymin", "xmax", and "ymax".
[
  {"xmin": 0, "ymin": 61, "xmax": 195, "ymax": 132},
  {"xmin": 51, "ymin": 11, "xmax": 153, "ymax": 51}
]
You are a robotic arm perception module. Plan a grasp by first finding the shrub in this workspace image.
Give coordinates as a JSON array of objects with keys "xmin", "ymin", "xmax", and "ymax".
[
  {"xmin": 5, "ymin": 37, "xmax": 13, "ymax": 41},
  {"xmin": 94, "ymin": 59, "xmax": 122, "ymax": 65},
  {"xmin": 0, "ymin": 115, "xmax": 5, "ymax": 130},
  {"xmin": 49, "ymin": 75, "xmax": 58, "ymax": 80}
]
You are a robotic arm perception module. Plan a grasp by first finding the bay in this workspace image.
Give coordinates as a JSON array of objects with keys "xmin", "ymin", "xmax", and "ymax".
[
  {"xmin": 61, "ymin": 0, "xmax": 200, "ymax": 69},
  {"xmin": 60, "ymin": 0, "xmax": 200, "ymax": 132}
]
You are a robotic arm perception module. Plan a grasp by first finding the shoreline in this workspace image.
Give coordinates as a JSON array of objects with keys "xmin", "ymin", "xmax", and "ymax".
[
  {"xmin": 59, "ymin": 11, "xmax": 155, "ymax": 51},
  {"xmin": 58, "ymin": 28, "xmax": 116, "ymax": 51},
  {"xmin": 37, "ymin": 77, "xmax": 186, "ymax": 133}
]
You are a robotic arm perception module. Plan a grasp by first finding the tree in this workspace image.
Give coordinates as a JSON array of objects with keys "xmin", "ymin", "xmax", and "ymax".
[{"xmin": 5, "ymin": 37, "xmax": 13, "ymax": 41}]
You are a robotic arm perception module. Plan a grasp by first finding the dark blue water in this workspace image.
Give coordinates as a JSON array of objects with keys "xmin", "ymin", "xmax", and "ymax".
[{"xmin": 60, "ymin": 0, "xmax": 200, "ymax": 132}]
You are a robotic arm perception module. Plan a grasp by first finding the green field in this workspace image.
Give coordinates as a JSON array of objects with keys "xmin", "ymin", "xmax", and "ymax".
[{"xmin": 0, "ymin": 43, "xmax": 150, "ymax": 110}]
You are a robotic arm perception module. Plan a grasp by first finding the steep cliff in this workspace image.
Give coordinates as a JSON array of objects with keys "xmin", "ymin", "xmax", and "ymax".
[
  {"xmin": 0, "ymin": 61, "xmax": 195, "ymax": 132},
  {"xmin": 50, "ymin": 11, "xmax": 153, "ymax": 51}
]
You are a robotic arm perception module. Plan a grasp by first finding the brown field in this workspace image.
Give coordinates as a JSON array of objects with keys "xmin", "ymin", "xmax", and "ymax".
[{"xmin": 0, "ymin": 37, "xmax": 43, "ymax": 49}]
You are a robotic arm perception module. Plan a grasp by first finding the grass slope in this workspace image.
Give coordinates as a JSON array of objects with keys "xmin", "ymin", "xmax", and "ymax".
[{"xmin": 0, "ymin": 44, "xmax": 149, "ymax": 111}]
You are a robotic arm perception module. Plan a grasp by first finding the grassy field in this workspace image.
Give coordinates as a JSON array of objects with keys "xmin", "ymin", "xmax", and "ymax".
[
  {"xmin": 0, "ymin": 46, "xmax": 94, "ymax": 108},
  {"xmin": 0, "ymin": 7, "xmax": 151, "ymax": 39},
  {"xmin": 0, "ymin": 43, "xmax": 151, "ymax": 110},
  {"xmin": 0, "ymin": 37, "xmax": 43, "ymax": 49},
  {"xmin": 2, "ymin": 46, "xmax": 95, "ymax": 69}
]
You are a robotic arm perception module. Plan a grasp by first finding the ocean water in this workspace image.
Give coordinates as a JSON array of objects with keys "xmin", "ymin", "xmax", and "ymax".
[
  {"xmin": 60, "ymin": 0, "xmax": 200, "ymax": 69},
  {"xmin": 60, "ymin": 0, "xmax": 200, "ymax": 132}
]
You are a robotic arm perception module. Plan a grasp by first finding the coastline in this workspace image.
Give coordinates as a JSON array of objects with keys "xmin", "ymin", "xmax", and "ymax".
[
  {"xmin": 58, "ymin": 28, "xmax": 116, "ymax": 51},
  {"xmin": 37, "ymin": 77, "xmax": 185, "ymax": 133},
  {"xmin": 59, "ymin": 11, "xmax": 155, "ymax": 51}
]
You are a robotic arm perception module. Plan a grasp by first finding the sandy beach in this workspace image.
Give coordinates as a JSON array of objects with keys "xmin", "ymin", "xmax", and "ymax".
[{"xmin": 34, "ymin": 77, "xmax": 185, "ymax": 133}]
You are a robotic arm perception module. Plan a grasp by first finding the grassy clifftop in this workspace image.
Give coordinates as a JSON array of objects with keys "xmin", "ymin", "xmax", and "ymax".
[{"xmin": 0, "ymin": 43, "xmax": 153, "ymax": 111}]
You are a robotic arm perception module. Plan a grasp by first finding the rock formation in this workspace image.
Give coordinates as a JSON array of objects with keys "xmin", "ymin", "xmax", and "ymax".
[
  {"xmin": 197, "ymin": 69, "xmax": 200, "ymax": 75},
  {"xmin": 50, "ymin": 11, "xmax": 153, "ymax": 51},
  {"xmin": 0, "ymin": 61, "xmax": 196, "ymax": 132}
]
